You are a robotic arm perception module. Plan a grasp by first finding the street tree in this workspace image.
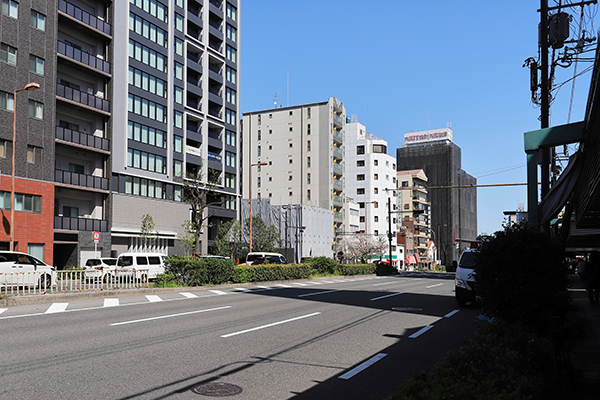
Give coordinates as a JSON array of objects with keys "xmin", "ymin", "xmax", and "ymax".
[
  {"xmin": 244, "ymin": 216, "xmax": 279, "ymax": 253},
  {"xmin": 140, "ymin": 213, "xmax": 159, "ymax": 251},
  {"xmin": 179, "ymin": 168, "xmax": 223, "ymax": 258},
  {"xmin": 211, "ymin": 219, "xmax": 245, "ymax": 260},
  {"xmin": 339, "ymin": 233, "xmax": 387, "ymax": 263}
]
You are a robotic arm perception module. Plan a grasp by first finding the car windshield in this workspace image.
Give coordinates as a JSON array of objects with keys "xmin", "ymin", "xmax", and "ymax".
[{"xmin": 460, "ymin": 251, "xmax": 477, "ymax": 268}]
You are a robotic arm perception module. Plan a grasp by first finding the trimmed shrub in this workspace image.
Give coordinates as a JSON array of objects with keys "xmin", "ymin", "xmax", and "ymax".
[
  {"xmin": 304, "ymin": 257, "xmax": 339, "ymax": 274},
  {"xmin": 154, "ymin": 273, "xmax": 178, "ymax": 287},
  {"xmin": 337, "ymin": 263, "xmax": 376, "ymax": 275},
  {"xmin": 165, "ymin": 256, "xmax": 236, "ymax": 286},
  {"xmin": 233, "ymin": 263, "xmax": 313, "ymax": 283}
]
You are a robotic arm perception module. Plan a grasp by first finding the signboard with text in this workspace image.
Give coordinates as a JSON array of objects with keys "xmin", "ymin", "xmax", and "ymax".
[{"xmin": 404, "ymin": 128, "xmax": 453, "ymax": 145}]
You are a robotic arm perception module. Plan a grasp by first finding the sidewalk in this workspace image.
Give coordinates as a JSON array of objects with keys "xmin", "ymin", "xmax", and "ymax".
[{"xmin": 567, "ymin": 273, "xmax": 600, "ymax": 398}]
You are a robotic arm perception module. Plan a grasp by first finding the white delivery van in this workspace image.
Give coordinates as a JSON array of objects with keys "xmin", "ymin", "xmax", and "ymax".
[
  {"xmin": 117, "ymin": 252, "xmax": 166, "ymax": 280},
  {"xmin": 455, "ymin": 249, "xmax": 478, "ymax": 306}
]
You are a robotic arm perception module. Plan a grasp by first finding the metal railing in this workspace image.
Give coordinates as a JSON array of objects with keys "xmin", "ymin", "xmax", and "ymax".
[
  {"xmin": 57, "ymin": 40, "xmax": 111, "ymax": 75},
  {"xmin": 56, "ymin": 83, "xmax": 110, "ymax": 114},
  {"xmin": 56, "ymin": 126, "xmax": 110, "ymax": 152},
  {"xmin": 58, "ymin": 0, "xmax": 112, "ymax": 36},
  {"xmin": 0, "ymin": 269, "xmax": 149, "ymax": 296}
]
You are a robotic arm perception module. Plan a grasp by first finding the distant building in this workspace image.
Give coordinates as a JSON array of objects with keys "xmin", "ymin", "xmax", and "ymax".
[
  {"xmin": 397, "ymin": 169, "xmax": 431, "ymax": 266},
  {"xmin": 242, "ymin": 97, "xmax": 347, "ymax": 238},
  {"xmin": 503, "ymin": 202, "xmax": 528, "ymax": 229},
  {"xmin": 396, "ymin": 127, "xmax": 477, "ymax": 265}
]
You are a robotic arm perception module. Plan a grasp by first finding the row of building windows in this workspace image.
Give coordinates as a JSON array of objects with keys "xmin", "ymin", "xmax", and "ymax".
[
  {"xmin": 1, "ymin": 43, "xmax": 45, "ymax": 75},
  {"xmin": 128, "ymin": 121, "xmax": 167, "ymax": 148},
  {"xmin": 226, "ymin": 3, "xmax": 236, "ymax": 21},
  {"xmin": 0, "ymin": 91, "xmax": 43, "ymax": 119},
  {"xmin": 125, "ymin": 176, "xmax": 166, "ymax": 199},
  {"xmin": 127, "ymin": 148, "xmax": 166, "ymax": 174},
  {"xmin": 129, "ymin": 0, "xmax": 167, "ymax": 23},
  {"xmin": 225, "ymin": 129, "xmax": 235, "ymax": 146},
  {"xmin": 0, "ymin": 190, "xmax": 42, "ymax": 213},
  {"xmin": 256, "ymin": 108, "xmax": 312, "ymax": 126},
  {"xmin": 129, "ymin": 39, "xmax": 167, "ymax": 73},
  {"xmin": 225, "ymin": 109, "xmax": 236, "ymax": 126},
  {"xmin": 128, "ymin": 93, "xmax": 166, "ymax": 123},
  {"xmin": 2, "ymin": 1, "xmax": 45, "ymax": 31},
  {"xmin": 128, "ymin": 66, "xmax": 167, "ymax": 98},
  {"xmin": 226, "ymin": 45, "xmax": 236, "ymax": 63},
  {"xmin": 130, "ymin": 12, "xmax": 167, "ymax": 48}
]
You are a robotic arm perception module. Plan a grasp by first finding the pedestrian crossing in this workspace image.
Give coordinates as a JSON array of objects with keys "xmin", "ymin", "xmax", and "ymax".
[{"xmin": 0, "ymin": 274, "xmax": 448, "ymax": 319}]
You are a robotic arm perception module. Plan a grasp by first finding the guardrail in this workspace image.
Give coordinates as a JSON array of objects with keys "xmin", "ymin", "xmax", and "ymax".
[{"xmin": 0, "ymin": 269, "xmax": 149, "ymax": 296}]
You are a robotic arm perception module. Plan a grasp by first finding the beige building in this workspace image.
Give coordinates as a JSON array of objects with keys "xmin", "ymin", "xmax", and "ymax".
[
  {"xmin": 242, "ymin": 97, "xmax": 347, "ymax": 236},
  {"xmin": 397, "ymin": 169, "xmax": 431, "ymax": 265}
]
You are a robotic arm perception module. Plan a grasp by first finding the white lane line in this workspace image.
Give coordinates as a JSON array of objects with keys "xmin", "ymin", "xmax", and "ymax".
[
  {"xmin": 298, "ymin": 289, "xmax": 340, "ymax": 298},
  {"xmin": 370, "ymin": 292, "xmax": 404, "ymax": 301},
  {"xmin": 255, "ymin": 285, "xmax": 273, "ymax": 290},
  {"xmin": 319, "ymin": 281, "xmax": 335, "ymax": 283},
  {"xmin": 293, "ymin": 282, "xmax": 308, "ymax": 286},
  {"xmin": 103, "ymin": 298, "xmax": 119, "ymax": 307},
  {"xmin": 234, "ymin": 287, "xmax": 252, "ymax": 292},
  {"xmin": 339, "ymin": 353, "xmax": 387, "ymax": 380},
  {"xmin": 209, "ymin": 290, "xmax": 228, "ymax": 295},
  {"xmin": 221, "ymin": 312, "xmax": 321, "ymax": 338},
  {"xmin": 332, "ymin": 279, "xmax": 346, "ymax": 283},
  {"xmin": 0, "ymin": 308, "xmax": 7, "ymax": 315},
  {"xmin": 444, "ymin": 309, "xmax": 459, "ymax": 318},
  {"xmin": 45, "ymin": 303, "xmax": 69, "ymax": 313},
  {"xmin": 180, "ymin": 292, "xmax": 198, "ymax": 298},
  {"xmin": 145, "ymin": 295, "xmax": 163, "ymax": 302},
  {"xmin": 111, "ymin": 306, "xmax": 231, "ymax": 326},
  {"xmin": 373, "ymin": 282, "xmax": 396, "ymax": 287},
  {"xmin": 409, "ymin": 325, "xmax": 434, "ymax": 338},
  {"xmin": 275, "ymin": 284, "xmax": 292, "ymax": 288},
  {"xmin": 426, "ymin": 283, "xmax": 443, "ymax": 288}
]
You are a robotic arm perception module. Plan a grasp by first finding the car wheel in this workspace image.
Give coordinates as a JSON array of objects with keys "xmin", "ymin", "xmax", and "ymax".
[
  {"xmin": 38, "ymin": 274, "xmax": 52, "ymax": 290},
  {"xmin": 455, "ymin": 292, "xmax": 467, "ymax": 307}
]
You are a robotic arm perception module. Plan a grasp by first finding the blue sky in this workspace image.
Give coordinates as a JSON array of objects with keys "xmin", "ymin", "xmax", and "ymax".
[{"xmin": 239, "ymin": 1, "xmax": 598, "ymax": 235}]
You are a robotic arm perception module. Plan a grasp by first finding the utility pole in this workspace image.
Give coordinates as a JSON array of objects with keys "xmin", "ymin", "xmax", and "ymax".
[{"xmin": 540, "ymin": 0, "xmax": 551, "ymax": 205}]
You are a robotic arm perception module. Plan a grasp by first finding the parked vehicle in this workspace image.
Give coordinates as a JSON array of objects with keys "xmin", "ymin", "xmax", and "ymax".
[
  {"xmin": 116, "ymin": 252, "xmax": 166, "ymax": 280},
  {"xmin": 455, "ymin": 249, "xmax": 478, "ymax": 306},
  {"xmin": 246, "ymin": 252, "xmax": 287, "ymax": 265},
  {"xmin": 0, "ymin": 251, "xmax": 55, "ymax": 289},
  {"xmin": 83, "ymin": 258, "xmax": 118, "ymax": 283}
]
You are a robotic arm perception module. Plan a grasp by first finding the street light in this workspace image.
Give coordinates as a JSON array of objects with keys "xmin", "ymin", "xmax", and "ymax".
[
  {"xmin": 249, "ymin": 161, "xmax": 268, "ymax": 253},
  {"xmin": 10, "ymin": 82, "xmax": 40, "ymax": 251}
]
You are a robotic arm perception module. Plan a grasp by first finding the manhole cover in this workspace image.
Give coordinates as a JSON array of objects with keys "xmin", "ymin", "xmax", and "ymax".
[
  {"xmin": 392, "ymin": 307, "xmax": 422, "ymax": 312},
  {"xmin": 191, "ymin": 382, "xmax": 243, "ymax": 397}
]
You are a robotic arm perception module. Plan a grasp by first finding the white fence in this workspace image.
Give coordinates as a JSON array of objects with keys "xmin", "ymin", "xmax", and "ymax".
[{"xmin": 0, "ymin": 269, "xmax": 150, "ymax": 296}]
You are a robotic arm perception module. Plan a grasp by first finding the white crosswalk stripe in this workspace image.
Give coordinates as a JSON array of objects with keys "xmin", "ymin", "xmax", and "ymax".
[
  {"xmin": 180, "ymin": 292, "xmax": 198, "ymax": 298},
  {"xmin": 0, "ymin": 308, "xmax": 7, "ymax": 315},
  {"xmin": 234, "ymin": 287, "xmax": 252, "ymax": 292},
  {"xmin": 209, "ymin": 290, "xmax": 228, "ymax": 295},
  {"xmin": 145, "ymin": 295, "xmax": 163, "ymax": 302},
  {"xmin": 45, "ymin": 303, "xmax": 69, "ymax": 313},
  {"xmin": 103, "ymin": 298, "xmax": 119, "ymax": 307}
]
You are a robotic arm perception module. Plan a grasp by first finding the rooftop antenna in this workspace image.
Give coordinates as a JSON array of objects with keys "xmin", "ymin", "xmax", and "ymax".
[{"xmin": 273, "ymin": 92, "xmax": 279, "ymax": 108}]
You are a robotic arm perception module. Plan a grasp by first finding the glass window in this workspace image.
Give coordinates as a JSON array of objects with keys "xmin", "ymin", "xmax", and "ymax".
[
  {"xmin": 2, "ymin": 0, "xmax": 18, "ymax": 18},
  {"xmin": 226, "ymin": 3, "xmax": 237, "ymax": 21},
  {"xmin": 28, "ymin": 100, "xmax": 43, "ymax": 119},
  {"xmin": 226, "ymin": 24, "xmax": 236, "ymax": 42},
  {"xmin": 30, "ymin": 10, "xmax": 45, "ymax": 30},
  {"xmin": 0, "ymin": 91, "xmax": 14, "ymax": 111},
  {"xmin": 175, "ymin": 37, "xmax": 183, "ymax": 56},
  {"xmin": 174, "ymin": 160, "xmax": 182, "ymax": 177},
  {"xmin": 175, "ymin": 13, "xmax": 183, "ymax": 31},
  {"xmin": 174, "ymin": 135, "xmax": 182, "ymax": 152},
  {"xmin": 0, "ymin": 43, "xmax": 17, "ymax": 64},
  {"xmin": 226, "ymin": 45, "xmax": 236, "ymax": 63},
  {"xmin": 174, "ymin": 110, "xmax": 183, "ymax": 128},
  {"xmin": 226, "ymin": 66, "xmax": 236, "ymax": 84},
  {"xmin": 226, "ymin": 87, "xmax": 236, "ymax": 105},
  {"xmin": 174, "ymin": 86, "xmax": 183, "ymax": 104},
  {"xmin": 27, "ymin": 145, "xmax": 42, "ymax": 164},
  {"xmin": 174, "ymin": 62, "xmax": 183, "ymax": 80}
]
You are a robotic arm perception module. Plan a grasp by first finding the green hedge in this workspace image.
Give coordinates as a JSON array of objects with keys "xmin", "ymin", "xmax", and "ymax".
[
  {"xmin": 233, "ymin": 263, "xmax": 313, "ymax": 283},
  {"xmin": 337, "ymin": 263, "xmax": 376, "ymax": 275},
  {"xmin": 164, "ymin": 256, "xmax": 236, "ymax": 286}
]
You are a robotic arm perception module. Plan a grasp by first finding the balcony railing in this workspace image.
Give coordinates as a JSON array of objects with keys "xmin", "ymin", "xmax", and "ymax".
[
  {"xmin": 333, "ymin": 130, "xmax": 343, "ymax": 142},
  {"xmin": 56, "ymin": 83, "xmax": 110, "ymax": 114},
  {"xmin": 58, "ymin": 0, "xmax": 111, "ymax": 37},
  {"xmin": 57, "ymin": 41, "xmax": 110, "ymax": 75},
  {"xmin": 56, "ymin": 126, "xmax": 109, "ymax": 152},
  {"xmin": 334, "ymin": 211, "xmax": 343, "ymax": 220},
  {"xmin": 54, "ymin": 216, "xmax": 108, "ymax": 232},
  {"xmin": 208, "ymin": 152, "xmax": 222, "ymax": 162},
  {"xmin": 187, "ymin": 53, "xmax": 202, "ymax": 67},
  {"xmin": 333, "ymin": 114, "xmax": 343, "ymax": 127},
  {"xmin": 333, "ymin": 147, "xmax": 343, "ymax": 157},
  {"xmin": 333, "ymin": 163, "xmax": 343, "ymax": 172},
  {"xmin": 55, "ymin": 169, "xmax": 109, "ymax": 191},
  {"xmin": 333, "ymin": 178, "xmax": 343, "ymax": 188}
]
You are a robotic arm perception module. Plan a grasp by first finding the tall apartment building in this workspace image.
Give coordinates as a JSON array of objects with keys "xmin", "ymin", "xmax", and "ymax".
[
  {"xmin": 397, "ymin": 169, "xmax": 430, "ymax": 264},
  {"xmin": 345, "ymin": 121, "xmax": 397, "ymax": 237},
  {"xmin": 396, "ymin": 128, "xmax": 477, "ymax": 265},
  {"xmin": 0, "ymin": 0, "xmax": 240, "ymax": 268},
  {"xmin": 110, "ymin": 0, "xmax": 240, "ymax": 258},
  {"xmin": 242, "ymin": 97, "xmax": 346, "ymax": 236}
]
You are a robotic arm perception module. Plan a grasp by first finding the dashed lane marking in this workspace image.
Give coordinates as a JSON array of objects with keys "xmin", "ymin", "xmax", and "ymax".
[
  {"xmin": 180, "ymin": 292, "xmax": 198, "ymax": 298},
  {"xmin": 45, "ymin": 303, "xmax": 69, "ymax": 313},
  {"xmin": 339, "ymin": 353, "xmax": 387, "ymax": 379},
  {"xmin": 370, "ymin": 292, "xmax": 404, "ymax": 301},
  {"xmin": 209, "ymin": 290, "xmax": 228, "ymax": 295},
  {"xmin": 409, "ymin": 325, "xmax": 434, "ymax": 338},
  {"xmin": 145, "ymin": 295, "xmax": 163, "ymax": 302},
  {"xmin": 103, "ymin": 298, "xmax": 119, "ymax": 307}
]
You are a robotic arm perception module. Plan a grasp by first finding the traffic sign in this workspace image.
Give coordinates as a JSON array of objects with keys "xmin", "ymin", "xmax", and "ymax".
[{"xmin": 93, "ymin": 232, "xmax": 100, "ymax": 243}]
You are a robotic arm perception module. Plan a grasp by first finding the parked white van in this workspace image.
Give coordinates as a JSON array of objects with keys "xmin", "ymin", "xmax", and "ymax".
[
  {"xmin": 116, "ymin": 252, "xmax": 166, "ymax": 280},
  {"xmin": 455, "ymin": 249, "xmax": 478, "ymax": 306},
  {"xmin": 246, "ymin": 252, "xmax": 287, "ymax": 265}
]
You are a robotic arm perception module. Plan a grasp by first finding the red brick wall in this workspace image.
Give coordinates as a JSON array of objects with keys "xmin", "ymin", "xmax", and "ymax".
[{"xmin": 0, "ymin": 176, "xmax": 54, "ymax": 264}]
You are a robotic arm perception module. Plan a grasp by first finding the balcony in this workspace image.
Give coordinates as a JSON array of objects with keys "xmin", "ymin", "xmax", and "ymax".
[
  {"xmin": 333, "ymin": 162, "xmax": 343, "ymax": 173},
  {"xmin": 334, "ymin": 211, "xmax": 343, "ymax": 220},
  {"xmin": 187, "ymin": 52, "xmax": 202, "ymax": 69},
  {"xmin": 58, "ymin": 0, "xmax": 111, "ymax": 38},
  {"xmin": 57, "ymin": 41, "xmax": 111, "ymax": 76},
  {"xmin": 333, "ymin": 178, "xmax": 343, "ymax": 189},
  {"xmin": 333, "ymin": 113, "xmax": 344, "ymax": 128},
  {"xmin": 56, "ymin": 83, "xmax": 110, "ymax": 115},
  {"xmin": 55, "ymin": 169, "xmax": 109, "ymax": 192},
  {"xmin": 55, "ymin": 126, "xmax": 109, "ymax": 153},
  {"xmin": 333, "ymin": 146, "xmax": 343, "ymax": 159},
  {"xmin": 188, "ymin": 6, "xmax": 202, "ymax": 27},
  {"xmin": 333, "ymin": 195, "xmax": 344, "ymax": 204},
  {"xmin": 55, "ymin": 216, "xmax": 108, "ymax": 232}
]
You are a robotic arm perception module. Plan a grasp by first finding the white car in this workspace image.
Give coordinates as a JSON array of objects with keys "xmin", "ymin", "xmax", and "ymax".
[
  {"xmin": 455, "ymin": 249, "xmax": 478, "ymax": 306},
  {"xmin": 0, "ymin": 251, "xmax": 55, "ymax": 288},
  {"xmin": 83, "ymin": 258, "xmax": 118, "ymax": 283},
  {"xmin": 116, "ymin": 252, "xmax": 166, "ymax": 280}
]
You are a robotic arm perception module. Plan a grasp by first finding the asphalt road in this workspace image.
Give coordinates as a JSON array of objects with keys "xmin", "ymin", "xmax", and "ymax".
[{"xmin": 0, "ymin": 273, "xmax": 482, "ymax": 399}]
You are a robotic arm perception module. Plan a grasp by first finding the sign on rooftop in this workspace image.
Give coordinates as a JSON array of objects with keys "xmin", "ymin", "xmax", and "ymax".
[{"xmin": 404, "ymin": 128, "xmax": 453, "ymax": 145}]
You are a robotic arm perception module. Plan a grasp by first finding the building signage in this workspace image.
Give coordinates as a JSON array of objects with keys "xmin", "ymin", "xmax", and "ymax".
[{"xmin": 404, "ymin": 128, "xmax": 453, "ymax": 144}]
